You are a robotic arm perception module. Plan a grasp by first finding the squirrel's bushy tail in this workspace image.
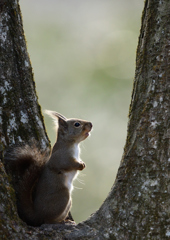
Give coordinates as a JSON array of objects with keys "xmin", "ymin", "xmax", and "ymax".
[{"xmin": 5, "ymin": 145, "xmax": 49, "ymax": 226}]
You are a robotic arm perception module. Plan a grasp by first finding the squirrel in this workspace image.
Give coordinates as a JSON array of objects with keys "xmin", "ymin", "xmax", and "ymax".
[{"xmin": 4, "ymin": 111, "xmax": 92, "ymax": 226}]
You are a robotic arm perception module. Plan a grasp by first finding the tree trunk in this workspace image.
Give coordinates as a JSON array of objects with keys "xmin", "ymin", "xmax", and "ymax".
[{"xmin": 0, "ymin": 0, "xmax": 169, "ymax": 239}]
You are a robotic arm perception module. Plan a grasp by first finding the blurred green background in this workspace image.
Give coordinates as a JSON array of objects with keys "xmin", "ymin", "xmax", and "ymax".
[{"xmin": 20, "ymin": 0, "xmax": 144, "ymax": 223}]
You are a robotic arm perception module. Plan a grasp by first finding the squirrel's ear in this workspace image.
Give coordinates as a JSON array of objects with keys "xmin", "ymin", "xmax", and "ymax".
[
  {"xmin": 44, "ymin": 110, "xmax": 68, "ymax": 131},
  {"xmin": 58, "ymin": 117, "xmax": 68, "ymax": 132},
  {"xmin": 44, "ymin": 110, "xmax": 67, "ymax": 121}
]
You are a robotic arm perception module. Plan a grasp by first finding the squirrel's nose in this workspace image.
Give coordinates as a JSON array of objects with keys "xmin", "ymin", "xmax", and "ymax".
[
  {"xmin": 87, "ymin": 122, "xmax": 93, "ymax": 130},
  {"xmin": 84, "ymin": 122, "xmax": 93, "ymax": 131}
]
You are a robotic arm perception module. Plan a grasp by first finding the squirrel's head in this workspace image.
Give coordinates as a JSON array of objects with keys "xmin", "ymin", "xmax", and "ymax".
[{"xmin": 45, "ymin": 110, "xmax": 92, "ymax": 143}]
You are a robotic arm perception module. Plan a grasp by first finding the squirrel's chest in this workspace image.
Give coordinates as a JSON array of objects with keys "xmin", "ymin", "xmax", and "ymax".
[
  {"xmin": 64, "ymin": 144, "xmax": 80, "ymax": 192},
  {"xmin": 72, "ymin": 143, "xmax": 80, "ymax": 161},
  {"xmin": 64, "ymin": 170, "xmax": 77, "ymax": 193}
]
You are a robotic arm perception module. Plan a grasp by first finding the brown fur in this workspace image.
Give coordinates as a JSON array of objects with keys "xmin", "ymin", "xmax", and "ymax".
[{"xmin": 5, "ymin": 111, "xmax": 92, "ymax": 226}]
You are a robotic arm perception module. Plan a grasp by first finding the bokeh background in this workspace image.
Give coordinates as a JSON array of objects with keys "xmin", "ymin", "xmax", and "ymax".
[{"xmin": 20, "ymin": 0, "xmax": 144, "ymax": 223}]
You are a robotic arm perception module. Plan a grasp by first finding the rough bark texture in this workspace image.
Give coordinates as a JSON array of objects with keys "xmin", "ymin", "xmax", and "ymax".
[
  {"xmin": 0, "ymin": 0, "xmax": 49, "ymax": 149},
  {"xmin": 0, "ymin": 0, "xmax": 170, "ymax": 239},
  {"xmin": 0, "ymin": 1, "xmax": 50, "ymax": 238}
]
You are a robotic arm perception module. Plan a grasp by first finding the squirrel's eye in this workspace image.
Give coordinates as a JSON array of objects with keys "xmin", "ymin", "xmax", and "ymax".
[{"xmin": 74, "ymin": 122, "xmax": 80, "ymax": 127}]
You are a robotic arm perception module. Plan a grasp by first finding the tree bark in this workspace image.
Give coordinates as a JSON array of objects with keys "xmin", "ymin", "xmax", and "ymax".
[{"xmin": 0, "ymin": 0, "xmax": 170, "ymax": 239}]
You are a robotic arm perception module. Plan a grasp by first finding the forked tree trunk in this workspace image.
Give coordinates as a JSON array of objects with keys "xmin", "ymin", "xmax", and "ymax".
[{"xmin": 0, "ymin": 0, "xmax": 169, "ymax": 239}]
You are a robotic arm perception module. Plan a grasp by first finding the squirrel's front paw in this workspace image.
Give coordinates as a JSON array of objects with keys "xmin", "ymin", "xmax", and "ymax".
[{"xmin": 78, "ymin": 162, "xmax": 86, "ymax": 170}]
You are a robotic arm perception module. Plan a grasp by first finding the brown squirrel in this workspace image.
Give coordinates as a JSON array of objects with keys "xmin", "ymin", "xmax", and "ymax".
[{"xmin": 5, "ymin": 111, "xmax": 92, "ymax": 226}]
